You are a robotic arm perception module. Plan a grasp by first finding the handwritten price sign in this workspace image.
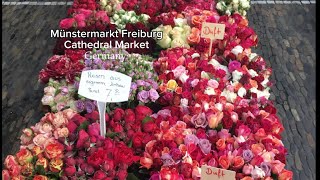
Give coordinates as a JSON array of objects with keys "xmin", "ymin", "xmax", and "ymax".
[
  {"xmin": 201, "ymin": 165, "xmax": 236, "ymax": 180},
  {"xmin": 78, "ymin": 70, "xmax": 132, "ymax": 137},
  {"xmin": 78, "ymin": 70, "xmax": 132, "ymax": 103},
  {"xmin": 201, "ymin": 22, "xmax": 225, "ymax": 40}
]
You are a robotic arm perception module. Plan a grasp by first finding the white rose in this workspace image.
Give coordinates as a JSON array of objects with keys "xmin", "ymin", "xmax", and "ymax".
[
  {"xmin": 44, "ymin": 86, "xmax": 56, "ymax": 96},
  {"xmin": 232, "ymin": 70, "xmax": 243, "ymax": 82},
  {"xmin": 113, "ymin": 14, "xmax": 120, "ymax": 20},
  {"xmin": 221, "ymin": 89, "xmax": 237, "ymax": 103},
  {"xmin": 171, "ymin": 27, "xmax": 185, "ymax": 39},
  {"xmin": 233, "ymin": 3, "xmax": 239, "ymax": 9},
  {"xmin": 191, "ymin": 53, "xmax": 200, "ymax": 59},
  {"xmin": 261, "ymin": 78, "xmax": 269, "ymax": 87},
  {"xmin": 226, "ymin": 10, "xmax": 231, "ymax": 16},
  {"xmin": 201, "ymin": 71, "xmax": 211, "ymax": 79},
  {"xmin": 130, "ymin": 16, "xmax": 138, "ymax": 23},
  {"xmin": 141, "ymin": 14, "xmax": 150, "ymax": 21},
  {"xmin": 128, "ymin": 11, "xmax": 135, "ymax": 16},
  {"xmin": 174, "ymin": 18, "xmax": 187, "ymax": 27},
  {"xmin": 179, "ymin": 73, "xmax": 189, "ymax": 83},
  {"xmin": 41, "ymin": 95, "xmax": 54, "ymax": 106},
  {"xmin": 250, "ymin": 88, "xmax": 270, "ymax": 99},
  {"xmin": 180, "ymin": 98, "xmax": 189, "ymax": 107},
  {"xmin": 234, "ymin": 135, "xmax": 246, "ymax": 143},
  {"xmin": 100, "ymin": 0, "xmax": 107, "ymax": 6},
  {"xmin": 233, "ymin": 0, "xmax": 239, "ymax": 4},
  {"xmin": 241, "ymin": 1, "xmax": 250, "ymax": 8},
  {"xmin": 215, "ymin": 103, "xmax": 223, "ymax": 111},
  {"xmin": 237, "ymin": 87, "xmax": 247, "ymax": 98},
  {"xmin": 231, "ymin": 45, "xmax": 244, "ymax": 56},
  {"xmin": 123, "ymin": 15, "xmax": 131, "ymax": 21},
  {"xmin": 216, "ymin": 2, "xmax": 223, "ymax": 10},
  {"xmin": 171, "ymin": 37, "xmax": 190, "ymax": 48},
  {"xmin": 204, "ymin": 87, "xmax": 216, "ymax": 95},
  {"xmin": 249, "ymin": 53, "xmax": 258, "ymax": 62},
  {"xmin": 248, "ymin": 69, "xmax": 258, "ymax": 77},
  {"xmin": 157, "ymin": 35, "xmax": 172, "ymax": 48},
  {"xmin": 251, "ymin": 166, "xmax": 266, "ymax": 179}
]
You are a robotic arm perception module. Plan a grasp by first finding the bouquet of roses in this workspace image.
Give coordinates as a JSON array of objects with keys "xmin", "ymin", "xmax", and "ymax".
[
  {"xmin": 41, "ymin": 79, "xmax": 78, "ymax": 112},
  {"xmin": 61, "ymin": 111, "xmax": 140, "ymax": 180},
  {"xmin": 67, "ymin": 0, "xmax": 100, "ymax": 16},
  {"xmin": 216, "ymin": 0, "xmax": 251, "ymax": 16},
  {"xmin": 2, "ymin": 109, "xmax": 76, "ymax": 180},
  {"xmin": 139, "ymin": 107, "xmax": 292, "ymax": 180},
  {"xmin": 39, "ymin": 50, "xmax": 85, "ymax": 84}
]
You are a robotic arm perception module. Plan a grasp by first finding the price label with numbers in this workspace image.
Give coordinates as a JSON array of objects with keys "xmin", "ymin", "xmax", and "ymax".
[
  {"xmin": 78, "ymin": 70, "xmax": 132, "ymax": 103},
  {"xmin": 201, "ymin": 22, "xmax": 225, "ymax": 40}
]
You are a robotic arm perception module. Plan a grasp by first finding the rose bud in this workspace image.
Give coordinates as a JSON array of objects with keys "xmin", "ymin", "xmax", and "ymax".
[
  {"xmin": 64, "ymin": 166, "xmax": 76, "ymax": 176},
  {"xmin": 102, "ymin": 160, "xmax": 114, "ymax": 171},
  {"xmin": 65, "ymin": 157, "xmax": 76, "ymax": 166},
  {"xmin": 93, "ymin": 170, "xmax": 107, "ymax": 179}
]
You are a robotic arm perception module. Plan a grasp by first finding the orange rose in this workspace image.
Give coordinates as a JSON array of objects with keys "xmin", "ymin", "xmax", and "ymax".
[
  {"xmin": 179, "ymin": 144, "xmax": 187, "ymax": 155},
  {"xmin": 16, "ymin": 149, "xmax": 33, "ymax": 165},
  {"xmin": 21, "ymin": 163, "xmax": 33, "ymax": 176},
  {"xmin": 249, "ymin": 79, "xmax": 258, "ymax": 88},
  {"xmin": 278, "ymin": 169, "xmax": 293, "ymax": 180},
  {"xmin": 33, "ymin": 175, "xmax": 48, "ymax": 180},
  {"xmin": 140, "ymin": 157, "xmax": 153, "ymax": 169},
  {"xmin": 187, "ymin": 62, "xmax": 196, "ymax": 71},
  {"xmin": 49, "ymin": 158, "xmax": 63, "ymax": 172},
  {"xmin": 187, "ymin": 28, "xmax": 201, "ymax": 44},
  {"xmin": 32, "ymin": 146, "xmax": 43, "ymax": 156},
  {"xmin": 175, "ymin": 87, "xmax": 182, "ymax": 94},
  {"xmin": 218, "ymin": 155, "xmax": 230, "ymax": 169},
  {"xmin": 44, "ymin": 141, "xmax": 64, "ymax": 159},
  {"xmin": 191, "ymin": 15, "xmax": 205, "ymax": 26},
  {"xmin": 36, "ymin": 157, "xmax": 49, "ymax": 170},
  {"xmin": 208, "ymin": 112, "xmax": 223, "ymax": 129},
  {"xmin": 159, "ymin": 84, "xmax": 167, "ymax": 93},
  {"xmin": 233, "ymin": 156, "xmax": 244, "ymax": 170},
  {"xmin": 216, "ymin": 139, "xmax": 226, "ymax": 151},
  {"xmin": 251, "ymin": 143, "xmax": 265, "ymax": 155}
]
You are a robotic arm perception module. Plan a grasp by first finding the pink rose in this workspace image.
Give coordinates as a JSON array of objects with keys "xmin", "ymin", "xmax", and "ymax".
[
  {"xmin": 40, "ymin": 123, "xmax": 53, "ymax": 134},
  {"xmin": 59, "ymin": 18, "xmax": 75, "ymax": 29},
  {"xmin": 54, "ymin": 127, "xmax": 69, "ymax": 139},
  {"xmin": 76, "ymin": 9, "xmax": 92, "ymax": 18},
  {"xmin": 62, "ymin": 108, "xmax": 76, "ymax": 119},
  {"xmin": 88, "ymin": 122, "xmax": 100, "ymax": 138},
  {"xmin": 117, "ymin": 169, "xmax": 128, "ymax": 180},
  {"xmin": 74, "ymin": 14, "xmax": 86, "ymax": 23},
  {"xmin": 44, "ymin": 86, "xmax": 56, "ymax": 96},
  {"xmin": 76, "ymin": 130, "xmax": 90, "ymax": 149},
  {"xmin": 2, "ymin": 170, "xmax": 10, "ymax": 180},
  {"xmin": 33, "ymin": 134, "xmax": 49, "ymax": 148},
  {"xmin": 52, "ymin": 112, "xmax": 68, "ymax": 128},
  {"xmin": 242, "ymin": 164, "xmax": 254, "ymax": 175},
  {"xmin": 76, "ymin": 21, "xmax": 86, "ymax": 28},
  {"xmin": 16, "ymin": 149, "xmax": 33, "ymax": 165},
  {"xmin": 270, "ymin": 160, "xmax": 285, "ymax": 174},
  {"xmin": 96, "ymin": 11, "xmax": 110, "ymax": 23},
  {"xmin": 64, "ymin": 166, "xmax": 76, "ymax": 177}
]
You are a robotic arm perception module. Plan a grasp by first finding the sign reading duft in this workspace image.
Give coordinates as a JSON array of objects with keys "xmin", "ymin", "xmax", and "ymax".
[
  {"xmin": 201, "ymin": 165, "xmax": 236, "ymax": 180},
  {"xmin": 201, "ymin": 22, "xmax": 225, "ymax": 56},
  {"xmin": 78, "ymin": 70, "xmax": 132, "ymax": 137}
]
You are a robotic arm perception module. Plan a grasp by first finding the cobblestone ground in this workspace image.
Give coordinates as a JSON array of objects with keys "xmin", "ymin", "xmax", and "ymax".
[
  {"xmin": 2, "ymin": 4, "xmax": 316, "ymax": 179},
  {"xmin": 248, "ymin": 5, "xmax": 316, "ymax": 180}
]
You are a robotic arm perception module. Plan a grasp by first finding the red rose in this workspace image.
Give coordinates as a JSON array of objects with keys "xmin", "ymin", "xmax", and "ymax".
[
  {"xmin": 87, "ymin": 149, "xmax": 107, "ymax": 169},
  {"xmin": 113, "ymin": 108, "xmax": 125, "ymax": 121},
  {"xmin": 135, "ymin": 105, "xmax": 153, "ymax": 121},
  {"xmin": 64, "ymin": 166, "xmax": 76, "ymax": 176},
  {"xmin": 67, "ymin": 121, "xmax": 78, "ymax": 134},
  {"xmin": 71, "ymin": 114, "xmax": 87, "ymax": 126},
  {"xmin": 143, "ymin": 121, "xmax": 156, "ymax": 133},
  {"xmin": 93, "ymin": 170, "xmax": 107, "ymax": 179},
  {"xmin": 196, "ymin": 128, "xmax": 207, "ymax": 139},
  {"xmin": 159, "ymin": 167, "xmax": 179, "ymax": 180},
  {"xmin": 44, "ymin": 141, "xmax": 64, "ymax": 159},
  {"xmin": 76, "ymin": 130, "xmax": 89, "ymax": 149},
  {"xmin": 117, "ymin": 169, "xmax": 128, "ymax": 180},
  {"xmin": 132, "ymin": 132, "xmax": 144, "ymax": 148},
  {"xmin": 87, "ymin": 122, "xmax": 100, "ymax": 138},
  {"xmin": 114, "ymin": 142, "xmax": 139, "ymax": 165},
  {"xmin": 101, "ymin": 159, "xmax": 114, "ymax": 171},
  {"xmin": 85, "ymin": 111, "xmax": 99, "ymax": 121},
  {"xmin": 65, "ymin": 157, "xmax": 76, "ymax": 166},
  {"xmin": 250, "ymin": 156, "xmax": 264, "ymax": 166},
  {"xmin": 124, "ymin": 109, "xmax": 136, "ymax": 123},
  {"xmin": 60, "ymin": 18, "xmax": 75, "ymax": 29},
  {"xmin": 180, "ymin": 163, "xmax": 193, "ymax": 178}
]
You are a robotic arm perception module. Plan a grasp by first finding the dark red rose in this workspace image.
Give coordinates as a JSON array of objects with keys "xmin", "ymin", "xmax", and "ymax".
[
  {"xmin": 196, "ymin": 128, "xmax": 207, "ymax": 139},
  {"xmin": 65, "ymin": 157, "xmax": 76, "ymax": 166},
  {"xmin": 64, "ymin": 166, "xmax": 76, "ymax": 176},
  {"xmin": 71, "ymin": 114, "xmax": 87, "ymax": 126},
  {"xmin": 135, "ymin": 105, "xmax": 153, "ymax": 121},
  {"xmin": 101, "ymin": 159, "xmax": 114, "ymax": 171},
  {"xmin": 87, "ymin": 149, "xmax": 107, "ymax": 169},
  {"xmin": 124, "ymin": 109, "xmax": 136, "ymax": 123},
  {"xmin": 93, "ymin": 170, "xmax": 107, "ymax": 179},
  {"xmin": 132, "ymin": 132, "xmax": 144, "ymax": 148},
  {"xmin": 76, "ymin": 129, "xmax": 90, "ymax": 149},
  {"xmin": 180, "ymin": 163, "xmax": 193, "ymax": 178},
  {"xmin": 113, "ymin": 108, "xmax": 125, "ymax": 121},
  {"xmin": 143, "ymin": 121, "xmax": 157, "ymax": 133}
]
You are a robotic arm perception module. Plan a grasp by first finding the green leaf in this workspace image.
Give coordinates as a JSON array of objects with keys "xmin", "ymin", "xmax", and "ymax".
[
  {"xmin": 215, "ymin": 123, "xmax": 223, "ymax": 131},
  {"xmin": 142, "ymin": 116, "xmax": 153, "ymax": 125},
  {"xmin": 128, "ymin": 140, "xmax": 133, "ymax": 148},
  {"xmin": 35, "ymin": 165, "xmax": 46, "ymax": 175},
  {"xmin": 77, "ymin": 121, "xmax": 90, "ymax": 131},
  {"xmin": 127, "ymin": 173, "xmax": 140, "ymax": 180},
  {"xmin": 106, "ymin": 132, "xmax": 119, "ymax": 138}
]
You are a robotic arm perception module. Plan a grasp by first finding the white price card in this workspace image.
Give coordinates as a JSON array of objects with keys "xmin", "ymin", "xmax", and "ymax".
[{"xmin": 78, "ymin": 70, "xmax": 132, "ymax": 103}]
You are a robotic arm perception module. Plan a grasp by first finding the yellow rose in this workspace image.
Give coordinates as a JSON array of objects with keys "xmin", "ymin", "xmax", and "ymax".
[
  {"xmin": 157, "ymin": 35, "xmax": 172, "ymax": 49},
  {"xmin": 166, "ymin": 80, "xmax": 178, "ymax": 91}
]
